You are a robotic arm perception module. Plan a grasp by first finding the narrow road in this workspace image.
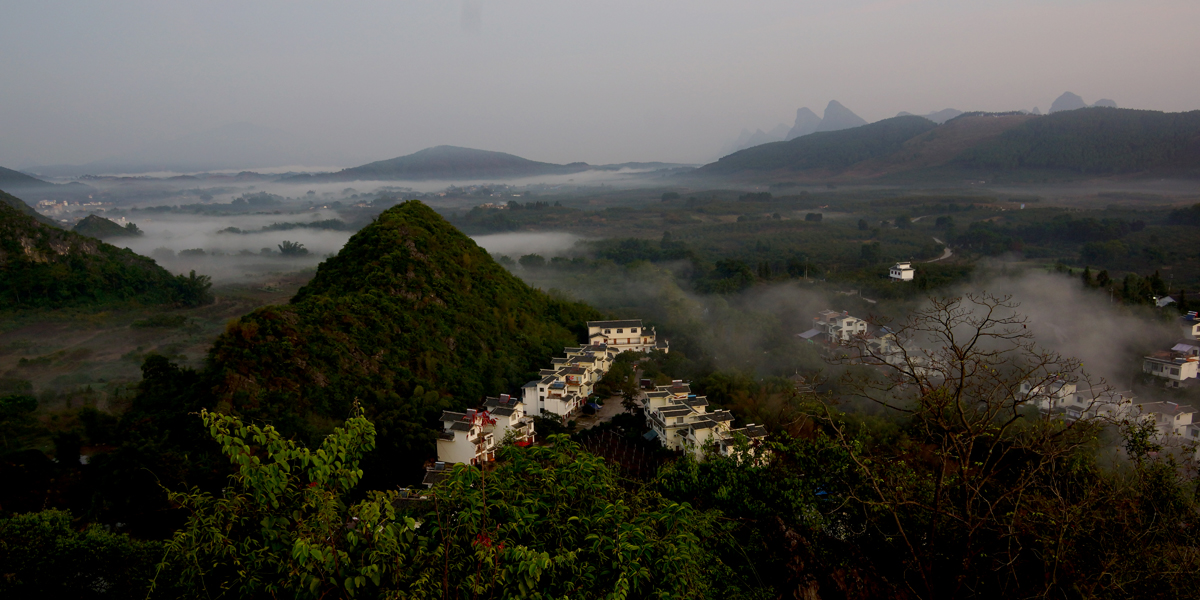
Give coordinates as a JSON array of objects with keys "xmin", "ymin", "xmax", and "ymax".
[{"xmin": 926, "ymin": 237, "xmax": 953, "ymax": 262}]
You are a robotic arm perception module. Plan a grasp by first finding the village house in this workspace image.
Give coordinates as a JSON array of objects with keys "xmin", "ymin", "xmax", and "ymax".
[
  {"xmin": 586, "ymin": 320, "xmax": 667, "ymax": 354},
  {"xmin": 435, "ymin": 409, "xmax": 497, "ymax": 466},
  {"xmin": 1182, "ymin": 312, "xmax": 1200, "ymax": 339},
  {"xmin": 1133, "ymin": 401, "xmax": 1197, "ymax": 438},
  {"xmin": 799, "ymin": 310, "xmax": 868, "ymax": 345},
  {"xmin": 889, "ymin": 262, "xmax": 915, "ymax": 281},
  {"xmin": 1142, "ymin": 340, "xmax": 1200, "ymax": 388},
  {"xmin": 431, "ymin": 394, "xmax": 536, "ymax": 474},
  {"xmin": 644, "ymin": 380, "xmax": 767, "ymax": 462},
  {"xmin": 483, "ymin": 394, "xmax": 536, "ymax": 447}
]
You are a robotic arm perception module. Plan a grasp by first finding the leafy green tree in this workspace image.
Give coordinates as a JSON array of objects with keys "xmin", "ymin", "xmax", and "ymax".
[
  {"xmin": 518, "ymin": 253, "xmax": 546, "ymax": 268},
  {"xmin": 159, "ymin": 408, "xmax": 717, "ymax": 598},
  {"xmin": 0, "ymin": 509, "xmax": 172, "ymax": 599},
  {"xmin": 278, "ymin": 240, "xmax": 309, "ymax": 257},
  {"xmin": 858, "ymin": 218, "xmax": 869, "ymax": 230}
]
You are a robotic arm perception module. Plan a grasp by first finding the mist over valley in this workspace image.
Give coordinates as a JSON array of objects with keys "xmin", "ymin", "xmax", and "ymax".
[{"xmin": 3, "ymin": 3, "xmax": 1200, "ymax": 599}]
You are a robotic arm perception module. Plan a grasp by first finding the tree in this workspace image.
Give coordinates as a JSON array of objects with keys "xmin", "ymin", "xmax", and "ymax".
[
  {"xmin": 518, "ymin": 253, "xmax": 546, "ymax": 269},
  {"xmin": 860, "ymin": 242, "xmax": 882, "ymax": 265},
  {"xmin": 805, "ymin": 213, "xmax": 823, "ymax": 222},
  {"xmin": 661, "ymin": 191, "xmax": 681, "ymax": 201},
  {"xmin": 278, "ymin": 240, "xmax": 309, "ymax": 257},
  {"xmin": 895, "ymin": 214, "xmax": 913, "ymax": 229},
  {"xmin": 158, "ymin": 408, "xmax": 716, "ymax": 598},
  {"xmin": 1081, "ymin": 265, "xmax": 1094, "ymax": 287},
  {"xmin": 858, "ymin": 218, "xmax": 869, "ymax": 231},
  {"xmin": 827, "ymin": 293, "xmax": 1125, "ymax": 599}
]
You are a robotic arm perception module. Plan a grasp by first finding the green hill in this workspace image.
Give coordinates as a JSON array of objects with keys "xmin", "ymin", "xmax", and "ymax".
[
  {"xmin": 699, "ymin": 115, "xmax": 938, "ymax": 176},
  {"xmin": 72, "ymin": 214, "xmax": 143, "ymax": 239},
  {"xmin": 320, "ymin": 145, "xmax": 589, "ymax": 181},
  {"xmin": 0, "ymin": 189, "xmax": 210, "ymax": 308},
  {"xmin": 953, "ymin": 107, "xmax": 1200, "ymax": 175},
  {"xmin": 204, "ymin": 200, "xmax": 600, "ymax": 476}
]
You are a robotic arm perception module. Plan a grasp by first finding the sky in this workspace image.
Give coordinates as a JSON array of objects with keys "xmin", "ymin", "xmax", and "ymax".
[{"xmin": 2, "ymin": 0, "xmax": 1199, "ymax": 169}]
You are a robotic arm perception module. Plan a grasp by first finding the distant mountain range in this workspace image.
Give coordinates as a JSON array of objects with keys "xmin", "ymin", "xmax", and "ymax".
[
  {"xmin": 697, "ymin": 107, "xmax": 1200, "ymax": 182},
  {"xmin": 720, "ymin": 101, "xmax": 870, "ymax": 156},
  {"xmin": 286, "ymin": 145, "xmax": 690, "ymax": 182},
  {"xmin": 0, "ymin": 166, "xmax": 90, "ymax": 217}
]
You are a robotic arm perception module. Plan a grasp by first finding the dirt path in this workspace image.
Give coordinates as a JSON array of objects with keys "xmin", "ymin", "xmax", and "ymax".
[{"xmin": 926, "ymin": 237, "xmax": 953, "ymax": 262}]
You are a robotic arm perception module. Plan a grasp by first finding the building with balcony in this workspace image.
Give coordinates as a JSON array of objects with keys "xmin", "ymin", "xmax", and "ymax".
[
  {"xmin": 586, "ymin": 320, "xmax": 666, "ymax": 354},
  {"xmin": 436, "ymin": 409, "xmax": 496, "ymax": 466},
  {"xmin": 643, "ymin": 380, "xmax": 767, "ymax": 462}
]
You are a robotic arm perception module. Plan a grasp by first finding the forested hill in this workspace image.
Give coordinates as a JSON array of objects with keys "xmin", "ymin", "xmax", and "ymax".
[
  {"xmin": 698, "ymin": 108, "xmax": 1200, "ymax": 181},
  {"xmin": 205, "ymin": 200, "xmax": 600, "ymax": 478},
  {"xmin": 0, "ymin": 189, "xmax": 212, "ymax": 308},
  {"xmin": 698, "ymin": 115, "xmax": 939, "ymax": 176},
  {"xmin": 953, "ymin": 107, "xmax": 1200, "ymax": 174},
  {"xmin": 72, "ymin": 214, "xmax": 143, "ymax": 239}
]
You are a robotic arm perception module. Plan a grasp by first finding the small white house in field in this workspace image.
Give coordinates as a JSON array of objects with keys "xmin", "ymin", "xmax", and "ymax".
[{"xmin": 889, "ymin": 262, "xmax": 914, "ymax": 281}]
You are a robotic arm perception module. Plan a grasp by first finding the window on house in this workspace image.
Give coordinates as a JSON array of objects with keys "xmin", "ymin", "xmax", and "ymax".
[
  {"xmin": 617, "ymin": 329, "xmax": 624, "ymax": 333},
  {"xmin": 605, "ymin": 329, "xmax": 611, "ymax": 334},
  {"xmin": 1171, "ymin": 368, "xmax": 1180, "ymax": 375},
  {"xmin": 631, "ymin": 328, "xmax": 638, "ymax": 333}
]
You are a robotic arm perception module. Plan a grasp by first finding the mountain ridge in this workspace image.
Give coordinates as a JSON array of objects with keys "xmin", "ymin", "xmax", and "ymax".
[{"xmin": 696, "ymin": 107, "xmax": 1200, "ymax": 181}]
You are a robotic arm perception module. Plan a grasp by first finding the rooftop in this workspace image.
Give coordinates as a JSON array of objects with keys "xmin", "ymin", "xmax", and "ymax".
[{"xmin": 588, "ymin": 319, "xmax": 644, "ymax": 329}]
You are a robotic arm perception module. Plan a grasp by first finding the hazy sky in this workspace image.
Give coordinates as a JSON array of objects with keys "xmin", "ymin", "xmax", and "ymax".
[{"xmin": 3, "ymin": 0, "xmax": 1198, "ymax": 168}]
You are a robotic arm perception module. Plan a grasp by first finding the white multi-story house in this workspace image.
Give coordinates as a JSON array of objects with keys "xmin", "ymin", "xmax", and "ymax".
[
  {"xmin": 889, "ymin": 262, "xmax": 915, "ymax": 281},
  {"xmin": 812, "ymin": 310, "xmax": 868, "ymax": 345},
  {"xmin": 483, "ymin": 394, "xmax": 536, "ymax": 447},
  {"xmin": 435, "ymin": 395, "xmax": 537, "ymax": 468},
  {"xmin": 644, "ymin": 380, "xmax": 767, "ymax": 462},
  {"xmin": 586, "ymin": 320, "xmax": 667, "ymax": 354},
  {"xmin": 1133, "ymin": 402, "xmax": 1196, "ymax": 438},
  {"xmin": 1019, "ymin": 380, "xmax": 1079, "ymax": 413},
  {"xmin": 1143, "ymin": 342, "xmax": 1200, "ymax": 388},
  {"xmin": 436, "ymin": 409, "xmax": 497, "ymax": 466}
]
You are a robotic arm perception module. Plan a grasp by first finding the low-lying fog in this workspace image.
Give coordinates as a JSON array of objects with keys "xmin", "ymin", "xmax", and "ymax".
[
  {"xmin": 113, "ymin": 213, "xmax": 354, "ymax": 283},
  {"xmin": 470, "ymin": 232, "xmax": 584, "ymax": 258}
]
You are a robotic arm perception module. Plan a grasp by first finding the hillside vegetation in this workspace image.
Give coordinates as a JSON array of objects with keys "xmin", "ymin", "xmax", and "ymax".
[
  {"xmin": 205, "ymin": 200, "xmax": 600, "ymax": 477},
  {"xmin": 72, "ymin": 214, "xmax": 142, "ymax": 239},
  {"xmin": 0, "ymin": 190, "xmax": 211, "ymax": 308}
]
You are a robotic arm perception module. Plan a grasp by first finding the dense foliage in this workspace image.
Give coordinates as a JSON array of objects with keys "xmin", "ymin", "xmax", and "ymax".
[
  {"xmin": 0, "ymin": 191, "xmax": 212, "ymax": 308},
  {"xmin": 0, "ymin": 509, "xmax": 173, "ymax": 599},
  {"xmin": 159, "ymin": 408, "xmax": 718, "ymax": 599}
]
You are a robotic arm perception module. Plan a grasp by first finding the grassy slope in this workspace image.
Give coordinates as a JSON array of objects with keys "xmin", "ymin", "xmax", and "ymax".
[{"xmin": 206, "ymin": 200, "xmax": 602, "ymax": 431}]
